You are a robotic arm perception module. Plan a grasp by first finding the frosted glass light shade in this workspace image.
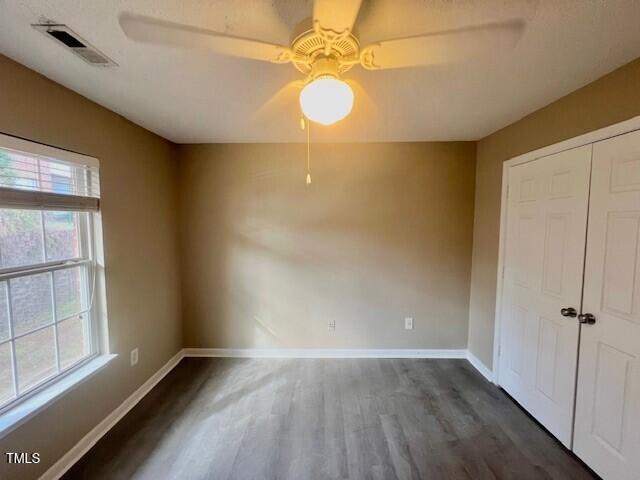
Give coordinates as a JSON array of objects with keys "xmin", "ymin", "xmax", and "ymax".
[{"xmin": 299, "ymin": 77, "xmax": 354, "ymax": 125}]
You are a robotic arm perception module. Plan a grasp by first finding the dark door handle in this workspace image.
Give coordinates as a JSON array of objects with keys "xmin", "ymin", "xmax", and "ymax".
[
  {"xmin": 560, "ymin": 307, "xmax": 577, "ymax": 318},
  {"xmin": 578, "ymin": 313, "xmax": 596, "ymax": 325}
]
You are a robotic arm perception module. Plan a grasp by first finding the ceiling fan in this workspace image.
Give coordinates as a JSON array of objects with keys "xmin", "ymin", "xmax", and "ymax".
[{"xmin": 119, "ymin": 0, "xmax": 525, "ymax": 126}]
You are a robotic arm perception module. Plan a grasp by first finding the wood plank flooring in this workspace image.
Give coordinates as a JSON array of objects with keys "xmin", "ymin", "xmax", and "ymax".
[{"xmin": 64, "ymin": 358, "xmax": 598, "ymax": 480}]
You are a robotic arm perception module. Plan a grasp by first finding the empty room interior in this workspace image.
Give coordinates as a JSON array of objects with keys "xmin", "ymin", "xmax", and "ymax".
[{"xmin": 0, "ymin": 1, "xmax": 640, "ymax": 479}]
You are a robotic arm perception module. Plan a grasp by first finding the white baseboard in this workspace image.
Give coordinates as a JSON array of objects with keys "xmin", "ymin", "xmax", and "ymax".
[
  {"xmin": 466, "ymin": 350, "xmax": 495, "ymax": 383},
  {"xmin": 40, "ymin": 349, "xmax": 185, "ymax": 480},
  {"xmin": 40, "ymin": 347, "xmax": 495, "ymax": 479},
  {"xmin": 182, "ymin": 348, "xmax": 468, "ymax": 359}
]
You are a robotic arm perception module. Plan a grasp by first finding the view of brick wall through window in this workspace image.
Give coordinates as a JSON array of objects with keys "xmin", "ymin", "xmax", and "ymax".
[{"xmin": 0, "ymin": 150, "xmax": 89, "ymax": 406}]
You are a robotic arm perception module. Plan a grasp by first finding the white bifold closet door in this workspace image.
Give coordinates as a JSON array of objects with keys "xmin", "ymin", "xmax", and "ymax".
[
  {"xmin": 498, "ymin": 145, "xmax": 592, "ymax": 447},
  {"xmin": 573, "ymin": 130, "xmax": 640, "ymax": 480}
]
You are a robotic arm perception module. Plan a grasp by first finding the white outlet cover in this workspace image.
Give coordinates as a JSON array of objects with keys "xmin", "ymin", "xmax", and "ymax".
[
  {"xmin": 405, "ymin": 317, "xmax": 413, "ymax": 330},
  {"xmin": 130, "ymin": 348, "xmax": 139, "ymax": 366}
]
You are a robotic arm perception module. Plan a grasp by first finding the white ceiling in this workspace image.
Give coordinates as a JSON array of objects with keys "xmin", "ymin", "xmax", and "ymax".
[{"xmin": 1, "ymin": 0, "xmax": 639, "ymax": 143}]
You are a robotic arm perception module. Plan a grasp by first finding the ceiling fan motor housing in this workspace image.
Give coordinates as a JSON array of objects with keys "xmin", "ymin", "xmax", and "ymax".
[{"xmin": 290, "ymin": 17, "xmax": 359, "ymax": 76}]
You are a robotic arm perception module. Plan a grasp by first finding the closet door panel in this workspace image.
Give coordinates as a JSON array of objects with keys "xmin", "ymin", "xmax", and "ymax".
[
  {"xmin": 499, "ymin": 145, "xmax": 591, "ymax": 446},
  {"xmin": 574, "ymin": 129, "xmax": 640, "ymax": 480}
]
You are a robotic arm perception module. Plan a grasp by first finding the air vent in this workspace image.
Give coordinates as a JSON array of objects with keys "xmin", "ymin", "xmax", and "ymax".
[{"xmin": 32, "ymin": 24, "xmax": 117, "ymax": 67}]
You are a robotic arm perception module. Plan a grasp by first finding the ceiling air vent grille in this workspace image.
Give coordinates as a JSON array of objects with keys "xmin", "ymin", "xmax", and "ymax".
[{"xmin": 32, "ymin": 24, "xmax": 117, "ymax": 67}]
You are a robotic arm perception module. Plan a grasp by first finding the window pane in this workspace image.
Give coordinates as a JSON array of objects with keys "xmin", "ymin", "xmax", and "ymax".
[
  {"xmin": 0, "ymin": 282, "xmax": 9, "ymax": 342},
  {"xmin": 0, "ymin": 209, "xmax": 44, "ymax": 268},
  {"xmin": 59, "ymin": 315, "xmax": 89, "ymax": 370},
  {"xmin": 15, "ymin": 326, "xmax": 56, "ymax": 393},
  {"xmin": 54, "ymin": 267, "xmax": 85, "ymax": 319},
  {"xmin": 10, "ymin": 273, "xmax": 53, "ymax": 336},
  {"xmin": 0, "ymin": 150, "xmax": 38, "ymax": 191},
  {"xmin": 0, "ymin": 342, "xmax": 15, "ymax": 405},
  {"xmin": 44, "ymin": 211, "xmax": 80, "ymax": 261},
  {"xmin": 42, "ymin": 167, "xmax": 73, "ymax": 195}
]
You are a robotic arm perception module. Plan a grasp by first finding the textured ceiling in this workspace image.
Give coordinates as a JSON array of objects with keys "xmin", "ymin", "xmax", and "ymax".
[{"xmin": 1, "ymin": 0, "xmax": 639, "ymax": 143}]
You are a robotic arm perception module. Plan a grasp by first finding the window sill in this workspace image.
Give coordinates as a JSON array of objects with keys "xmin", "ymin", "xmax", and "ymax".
[{"xmin": 0, "ymin": 354, "xmax": 117, "ymax": 439}]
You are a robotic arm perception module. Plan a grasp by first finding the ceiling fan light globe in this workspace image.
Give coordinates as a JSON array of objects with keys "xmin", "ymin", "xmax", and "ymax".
[{"xmin": 299, "ymin": 77, "xmax": 353, "ymax": 125}]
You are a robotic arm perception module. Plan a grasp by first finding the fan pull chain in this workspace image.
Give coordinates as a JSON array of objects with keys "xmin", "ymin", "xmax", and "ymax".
[
  {"xmin": 306, "ymin": 119, "xmax": 312, "ymax": 185},
  {"xmin": 301, "ymin": 116, "xmax": 312, "ymax": 185}
]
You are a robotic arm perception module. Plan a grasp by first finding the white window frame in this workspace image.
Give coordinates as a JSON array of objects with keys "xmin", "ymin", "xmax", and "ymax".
[{"xmin": 0, "ymin": 133, "xmax": 110, "ymax": 426}]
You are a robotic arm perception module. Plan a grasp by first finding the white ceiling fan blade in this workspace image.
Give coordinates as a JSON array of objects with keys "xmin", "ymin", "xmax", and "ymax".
[
  {"xmin": 313, "ymin": 0, "xmax": 363, "ymax": 39},
  {"xmin": 253, "ymin": 81, "xmax": 305, "ymax": 124},
  {"xmin": 119, "ymin": 13, "xmax": 292, "ymax": 63},
  {"xmin": 345, "ymin": 79, "xmax": 379, "ymax": 120},
  {"xmin": 360, "ymin": 19, "xmax": 525, "ymax": 70}
]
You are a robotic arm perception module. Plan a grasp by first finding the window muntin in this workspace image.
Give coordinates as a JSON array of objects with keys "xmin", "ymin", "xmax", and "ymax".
[
  {"xmin": 0, "ymin": 137, "xmax": 100, "ymax": 413},
  {"xmin": 0, "ymin": 208, "xmax": 94, "ymax": 410}
]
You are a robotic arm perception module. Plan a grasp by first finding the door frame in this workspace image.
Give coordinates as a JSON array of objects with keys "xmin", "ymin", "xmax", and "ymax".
[{"xmin": 492, "ymin": 115, "xmax": 640, "ymax": 385}]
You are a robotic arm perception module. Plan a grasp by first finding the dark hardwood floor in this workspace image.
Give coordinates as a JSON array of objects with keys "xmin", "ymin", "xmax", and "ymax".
[{"xmin": 64, "ymin": 358, "xmax": 598, "ymax": 479}]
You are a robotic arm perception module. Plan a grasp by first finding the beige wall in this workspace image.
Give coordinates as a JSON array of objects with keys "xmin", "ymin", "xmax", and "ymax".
[
  {"xmin": 468, "ymin": 57, "xmax": 640, "ymax": 369},
  {"xmin": 5, "ymin": 42, "xmax": 638, "ymax": 477},
  {"xmin": 179, "ymin": 142, "xmax": 476, "ymax": 349},
  {"xmin": 0, "ymin": 55, "xmax": 182, "ymax": 479}
]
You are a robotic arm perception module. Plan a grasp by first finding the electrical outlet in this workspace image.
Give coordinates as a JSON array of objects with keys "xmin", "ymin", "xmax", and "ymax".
[
  {"xmin": 405, "ymin": 317, "xmax": 413, "ymax": 330},
  {"xmin": 130, "ymin": 348, "xmax": 139, "ymax": 366},
  {"xmin": 328, "ymin": 319, "xmax": 336, "ymax": 330}
]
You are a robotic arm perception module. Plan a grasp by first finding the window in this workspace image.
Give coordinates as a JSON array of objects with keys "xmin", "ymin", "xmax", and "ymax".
[{"xmin": 0, "ymin": 135, "xmax": 102, "ymax": 412}]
